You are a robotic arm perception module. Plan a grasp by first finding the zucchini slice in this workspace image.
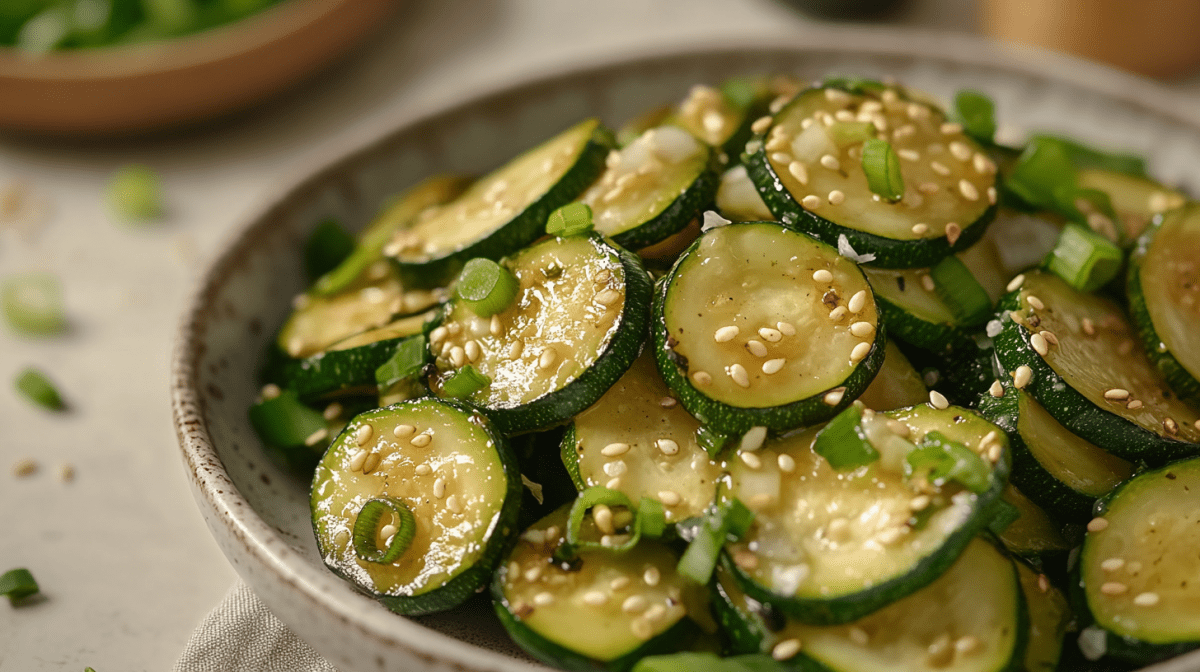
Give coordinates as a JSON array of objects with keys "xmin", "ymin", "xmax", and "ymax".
[
  {"xmin": 427, "ymin": 233, "xmax": 652, "ymax": 435},
  {"xmin": 993, "ymin": 270, "xmax": 1200, "ymax": 461},
  {"xmin": 282, "ymin": 309, "xmax": 437, "ymax": 401},
  {"xmin": 1077, "ymin": 168, "xmax": 1184, "ymax": 243},
  {"xmin": 652, "ymin": 221, "xmax": 886, "ymax": 435},
  {"xmin": 1128, "ymin": 203, "xmax": 1200, "ymax": 404},
  {"xmin": 310, "ymin": 398, "xmax": 522, "ymax": 615},
  {"xmin": 714, "ymin": 538, "xmax": 1027, "ymax": 672},
  {"xmin": 716, "ymin": 165, "xmax": 774, "ymax": 222},
  {"xmin": 723, "ymin": 403, "xmax": 1010, "ymax": 624},
  {"xmin": 1014, "ymin": 560, "xmax": 1071, "ymax": 672},
  {"xmin": 674, "ymin": 79, "xmax": 773, "ymax": 162},
  {"xmin": 492, "ymin": 505, "xmax": 700, "ymax": 671},
  {"xmin": 580, "ymin": 126, "xmax": 719, "ymax": 250},
  {"xmin": 978, "ymin": 383, "xmax": 1134, "ymax": 521},
  {"xmin": 562, "ymin": 352, "xmax": 724, "ymax": 523},
  {"xmin": 1080, "ymin": 457, "xmax": 1200, "ymax": 663},
  {"xmin": 389, "ymin": 118, "xmax": 614, "ymax": 286},
  {"xmin": 745, "ymin": 84, "xmax": 998, "ymax": 269},
  {"xmin": 856, "ymin": 340, "xmax": 928, "ymax": 412},
  {"xmin": 995, "ymin": 485, "xmax": 1070, "ymax": 559}
]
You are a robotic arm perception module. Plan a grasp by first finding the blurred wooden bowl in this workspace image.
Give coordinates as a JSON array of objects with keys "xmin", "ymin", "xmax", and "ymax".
[{"xmin": 0, "ymin": 0, "xmax": 401, "ymax": 136}]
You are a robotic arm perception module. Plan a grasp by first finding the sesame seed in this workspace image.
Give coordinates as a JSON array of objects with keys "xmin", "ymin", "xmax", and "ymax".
[
  {"xmin": 949, "ymin": 142, "xmax": 972, "ymax": 161},
  {"xmin": 813, "ymin": 270, "xmax": 835, "ymax": 285},
  {"xmin": 801, "ymin": 195, "xmax": 821, "ymax": 209},
  {"xmin": 643, "ymin": 566, "xmax": 661, "ymax": 586},
  {"xmin": 714, "ymin": 325, "xmax": 740, "ymax": 342},
  {"xmin": 751, "ymin": 116, "xmax": 773, "ymax": 134},
  {"xmin": 539, "ymin": 348, "xmax": 558, "ymax": 370},
  {"xmin": 582, "ymin": 591, "xmax": 608, "ymax": 606},
  {"xmin": 1088, "ymin": 517, "xmax": 1109, "ymax": 532},
  {"xmin": 305, "ymin": 428, "xmax": 329, "ymax": 447},
  {"xmin": 825, "ymin": 87, "xmax": 851, "ymax": 104},
  {"xmin": 729, "ymin": 363, "xmax": 751, "ymax": 388},
  {"xmin": 432, "ymin": 478, "xmax": 447, "ymax": 498},
  {"xmin": 920, "ymin": 275, "xmax": 936, "ymax": 292},
  {"xmin": 1026, "ymin": 295, "xmax": 1045, "ymax": 310},
  {"xmin": 1031, "ymin": 332, "xmax": 1049, "ymax": 355},
  {"xmin": 989, "ymin": 380, "xmax": 1005, "ymax": 398},
  {"xmin": 446, "ymin": 322, "xmax": 462, "ymax": 335},
  {"xmin": 1133, "ymin": 592, "xmax": 1160, "ymax": 606},
  {"xmin": 746, "ymin": 339, "xmax": 769, "ymax": 357},
  {"xmin": 393, "ymin": 424, "xmax": 416, "ymax": 439},
  {"xmin": 606, "ymin": 477, "xmax": 622, "ymax": 489},
  {"xmin": 771, "ymin": 151, "xmax": 794, "ymax": 166},
  {"xmin": 622, "ymin": 595, "xmax": 647, "ymax": 613},
  {"xmin": 1100, "ymin": 582, "xmax": 1128, "ymax": 596},
  {"xmin": 945, "ymin": 222, "xmax": 963, "ymax": 245},
  {"xmin": 907, "ymin": 102, "xmax": 928, "ymax": 119},
  {"xmin": 1006, "ymin": 274, "xmax": 1025, "ymax": 292},
  {"xmin": 1043, "ymin": 331, "xmax": 1059, "ymax": 345},
  {"xmin": 829, "ymin": 306, "xmax": 848, "ymax": 321},
  {"xmin": 828, "ymin": 190, "xmax": 846, "ymax": 206},
  {"xmin": 739, "ymin": 451, "xmax": 763, "ymax": 469},
  {"xmin": 850, "ymin": 321, "xmax": 875, "ymax": 338},
  {"xmin": 958, "ymin": 179, "xmax": 979, "ymax": 201},
  {"xmin": 824, "ymin": 388, "xmax": 846, "ymax": 406},
  {"xmin": 763, "ymin": 358, "xmax": 786, "ymax": 374},
  {"xmin": 777, "ymin": 321, "xmax": 796, "ymax": 336},
  {"xmin": 1014, "ymin": 365, "xmax": 1033, "ymax": 389},
  {"xmin": 931, "ymin": 161, "xmax": 951, "ymax": 176},
  {"xmin": 610, "ymin": 576, "xmax": 631, "ymax": 590},
  {"xmin": 449, "ymin": 346, "xmax": 466, "ymax": 367},
  {"xmin": 596, "ymin": 288, "xmax": 621, "ymax": 306},
  {"xmin": 603, "ymin": 460, "xmax": 627, "ymax": 477},
  {"xmin": 918, "ymin": 182, "xmax": 939, "ymax": 194},
  {"xmin": 693, "ymin": 371, "xmax": 712, "ymax": 386},
  {"xmin": 658, "ymin": 490, "xmax": 681, "ymax": 506},
  {"xmin": 758, "ymin": 326, "xmax": 783, "ymax": 342},
  {"xmin": 464, "ymin": 340, "xmax": 481, "ymax": 363},
  {"xmin": 261, "ymin": 383, "xmax": 282, "ymax": 401},
  {"xmin": 601, "ymin": 442, "xmax": 630, "ymax": 457},
  {"xmin": 652, "ymin": 437, "xmax": 680, "ymax": 458},
  {"xmin": 443, "ymin": 494, "xmax": 462, "ymax": 514},
  {"xmin": 848, "ymin": 290, "xmax": 867, "ymax": 314},
  {"xmin": 940, "ymin": 122, "xmax": 963, "ymax": 135},
  {"xmin": 788, "ymin": 162, "xmax": 809, "ymax": 185},
  {"xmin": 820, "ymin": 154, "xmax": 841, "ymax": 171},
  {"xmin": 910, "ymin": 495, "xmax": 931, "ymax": 511},
  {"xmin": 912, "ymin": 223, "xmax": 929, "ymax": 235},
  {"xmin": 414, "ymin": 464, "xmax": 431, "ymax": 476},
  {"xmin": 1037, "ymin": 574, "xmax": 1051, "ymax": 593},
  {"xmin": 630, "ymin": 618, "xmax": 654, "ymax": 640},
  {"xmin": 974, "ymin": 153, "xmax": 995, "ymax": 174},
  {"xmin": 362, "ymin": 452, "xmax": 382, "ymax": 475},
  {"xmin": 379, "ymin": 524, "xmax": 398, "ymax": 540},
  {"xmin": 898, "ymin": 148, "xmax": 920, "ymax": 162},
  {"xmin": 741, "ymin": 426, "xmax": 768, "ymax": 452},
  {"xmin": 850, "ymin": 342, "xmax": 871, "ymax": 363},
  {"xmin": 1101, "ymin": 558, "xmax": 1125, "ymax": 571},
  {"xmin": 660, "ymin": 396, "xmax": 677, "ymax": 408},
  {"xmin": 849, "ymin": 627, "xmax": 870, "ymax": 645},
  {"xmin": 778, "ymin": 453, "xmax": 796, "ymax": 472},
  {"xmin": 773, "ymin": 639, "xmax": 803, "ymax": 661},
  {"xmin": 355, "ymin": 424, "xmax": 374, "ymax": 446},
  {"xmin": 490, "ymin": 315, "xmax": 502, "ymax": 336},
  {"xmin": 955, "ymin": 635, "xmax": 980, "ymax": 655},
  {"xmin": 1104, "ymin": 388, "xmax": 1130, "ymax": 401},
  {"xmin": 430, "ymin": 326, "xmax": 448, "ymax": 343},
  {"xmin": 508, "ymin": 340, "xmax": 524, "ymax": 360},
  {"xmin": 1081, "ymin": 317, "xmax": 1096, "ymax": 336},
  {"xmin": 929, "ymin": 390, "xmax": 949, "ymax": 410},
  {"xmin": 410, "ymin": 432, "xmax": 432, "ymax": 447},
  {"xmin": 348, "ymin": 450, "xmax": 368, "ymax": 472},
  {"xmin": 533, "ymin": 592, "xmax": 554, "ymax": 606},
  {"xmin": 1165, "ymin": 417, "xmax": 1179, "ymax": 435}
]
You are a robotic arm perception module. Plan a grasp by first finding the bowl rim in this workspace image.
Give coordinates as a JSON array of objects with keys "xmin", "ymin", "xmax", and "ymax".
[{"xmin": 170, "ymin": 27, "xmax": 1200, "ymax": 672}]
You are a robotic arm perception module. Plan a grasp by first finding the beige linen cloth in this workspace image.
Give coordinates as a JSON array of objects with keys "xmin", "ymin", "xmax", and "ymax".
[{"xmin": 174, "ymin": 582, "xmax": 338, "ymax": 672}]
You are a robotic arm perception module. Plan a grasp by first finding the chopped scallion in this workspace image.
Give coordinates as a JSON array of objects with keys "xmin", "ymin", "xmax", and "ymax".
[
  {"xmin": 106, "ymin": 164, "xmax": 164, "ymax": 222},
  {"xmin": 545, "ymin": 202, "xmax": 594, "ymax": 238},
  {"xmin": 441, "ymin": 364, "xmax": 491, "ymax": 398},
  {"xmin": 15, "ymin": 367, "xmax": 65, "ymax": 411},
  {"xmin": 905, "ymin": 431, "xmax": 991, "ymax": 493},
  {"xmin": 861, "ymin": 139, "xmax": 904, "ymax": 202},
  {"xmin": 557, "ymin": 487, "xmax": 641, "ymax": 561},
  {"xmin": 304, "ymin": 219, "xmax": 355, "ymax": 282},
  {"xmin": 696, "ymin": 425, "xmax": 732, "ymax": 459},
  {"xmin": 821, "ymin": 77, "xmax": 886, "ymax": 95},
  {"xmin": 455, "ymin": 258, "xmax": 519, "ymax": 317},
  {"xmin": 1005, "ymin": 139, "xmax": 1077, "ymax": 211},
  {"xmin": 374, "ymin": 335, "xmax": 427, "ymax": 390},
  {"xmin": 930, "ymin": 255, "xmax": 992, "ymax": 326},
  {"xmin": 829, "ymin": 121, "xmax": 876, "ymax": 148},
  {"xmin": 1047, "ymin": 223, "xmax": 1124, "ymax": 293},
  {"xmin": 352, "ymin": 497, "xmax": 416, "ymax": 564},
  {"xmin": 637, "ymin": 497, "xmax": 667, "ymax": 539},
  {"xmin": 677, "ymin": 499, "xmax": 754, "ymax": 584},
  {"xmin": 1028, "ymin": 134, "xmax": 1147, "ymax": 178},
  {"xmin": 813, "ymin": 405, "xmax": 878, "ymax": 469},
  {"xmin": 0, "ymin": 568, "xmax": 39, "ymax": 604},
  {"xmin": 986, "ymin": 498, "xmax": 1022, "ymax": 536},
  {"xmin": 248, "ymin": 389, "xmax": 326, "ymax": 449},
  {"xmin": 2, "ymin": 272, "xmax": 66, "ymax": 336},
  {"xmin": 720, "ymin": 77, "xmax": 763, "ymax": 111},
  {"xmin": 953, "ymin": 90, "xmax": 996, "ymax": 144}
]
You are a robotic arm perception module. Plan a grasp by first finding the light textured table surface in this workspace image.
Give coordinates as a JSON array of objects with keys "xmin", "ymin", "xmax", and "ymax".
[{"xmin": 0, "ymin": 1, "xmax": 1194, "ymax": 671}]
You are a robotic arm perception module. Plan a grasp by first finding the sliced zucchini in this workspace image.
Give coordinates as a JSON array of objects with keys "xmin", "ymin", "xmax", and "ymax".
[
  {"xmin": 282, "ymin": 309, "xmax": 437, "ymax": 401},
  {"xmin": 1128, "ymin": 203, "xmax": 1200, "ymax": 404},
  {"xmin": 995, "ymin": 485, "xmax": 1070, "ymax": 559},
  {"xmin": 674, "ymin": 79, "xmax": 772, "ymax": 161},
  {"xmin": 427, "ymin": 233, "xmax": 652, "ymax": 434},
  {"xmin": 1014, "ymin": 560, "xmax": 1071, "ymax": 672},
  {"xmin": 389, "ymin": 119, "xmax": 613, "ymax": 286},
  {"xmin": 310, "ymin": 398, "xmax": 522, "ymax": 615},
  {"xmin": 562, "ymin": 352, "xmax": 724, "ymax": 523},
  {"xmin": 653, "ymin": 221, "xmax": 886, "ymax": 435},
  {"xmin": 580, "ymin": 126, "xmax": 719, "ymax": 250},
  {"xmin": 993, "ymin": 270, "xmax": 1200, "ymax": 462},
  {"xmin": 723, "ymin": 403, "xmax": 1010, "ymax": 624},
  {"xmin": 492, "ymin": 505, "xmax": 700, "ymax": 671},
  {"xmin": 715, "ymin": 165, "xmax": 773, "ymax": 222},
  {"xmin": 745, "ymin": 84, "xmax": 998, "ymax": 268},
  {"xmin": 1080, "ymin": 457, "xmax": 1200, "ymax": 663},
  {"xmin": 977, "ymin": 383, "xmax": 1134, "ymax": 520},
  {"xmin": 856, "ymin": 340, "xmax": 928, "ymax": 412},
  {"xmin": 1077, "ymin": 168, "xmax": 1184, "ymax": 243},
  {"xmin": 714, "ymin": 538, "xmax": 1027, "ymax": 672},
  {"xmin": 864, "ymin": 265, "xmax": 971, "ymax": 352}
]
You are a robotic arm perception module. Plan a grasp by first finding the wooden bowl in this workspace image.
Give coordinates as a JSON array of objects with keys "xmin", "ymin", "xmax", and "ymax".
[{"xmin": 0, "ymin": 0, "xmax": 400, "ymax": 135}]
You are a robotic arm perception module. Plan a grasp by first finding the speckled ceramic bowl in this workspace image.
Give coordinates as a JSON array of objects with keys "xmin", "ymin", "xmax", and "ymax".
[{"xmin": 172, "ymin": 32, "xmax": 1200, "ymax": 672}]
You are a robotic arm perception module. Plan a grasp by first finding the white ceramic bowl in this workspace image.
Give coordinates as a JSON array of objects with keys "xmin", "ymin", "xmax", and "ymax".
[{"xmin": 172, "ymin": 31, "xmax": 1200, "ymax": 672}]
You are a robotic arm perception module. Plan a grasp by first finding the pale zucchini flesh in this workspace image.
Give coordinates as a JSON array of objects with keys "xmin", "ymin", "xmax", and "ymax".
[
  {"xmin": 1015, "ymin": 561, "xmax": 1071, "ymax": 672},
  {"xmin": 1139, "ymin": 204, "xmax": 1200, "ymax": 392},
  {"xmin": 1077, "ymin": 168, "xmax": 1184, "ymax": 242},
  {"xmin": 1015, "ymin": 389, "xmax": 1134, "ymax": 498},
  {"xmin": 856, "ymin": 340, "xmax": 928, "ymax": 412},
  {"xmin": 996, "ymin": 485, "xmax": 1070, "ymax": 557}
]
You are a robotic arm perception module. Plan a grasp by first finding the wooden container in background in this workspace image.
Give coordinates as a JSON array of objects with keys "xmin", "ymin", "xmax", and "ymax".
[{"xmin": 982, "ymin": 0, "xmax": 1200, "ymax": 78}]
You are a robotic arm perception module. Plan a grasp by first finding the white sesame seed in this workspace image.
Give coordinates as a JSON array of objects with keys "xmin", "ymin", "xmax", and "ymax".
[
  {"xmin": 430, "ymin": 325, "xmax": 448, "ymax": 343},
  {"xmin": 850, "ymin": 341, "xmax": 871, "ymax": 364},
  {"xmin": 820, "ymin": 154, "xmax": 841, "ymax": 171},
  {"xmin": 658, "ymin": 490, "xmax": 681, "ymax": 506},
  {"xmin": 778, "ymin": 453, "xmax": 796, "ymax": 472},
  {"xmin": 656, "ymin": 439, "xmax": 679, "ymax": 456},
  {"xmin": 379, "ymin": 524, "xmax": 398, "ymax": 541},
  {"xmin": 692, "ymin": 371, "xmax": 712, "ymax": 386},
  {"xmin": 601, "ymin": 442, "xmax": 630, "ymax": 457},
  {"xmin": 641, "ymin": 565, "xmax": 662, "ymax": 587},
  {"xmin": 758, "ymin": 327, "xmax": 783, "ymax": 342},
  {"xmin": 660, "ymin": 396, "xmax": 677, "ymax": 408},
  {"xmin": 464, "ymin": 340, "xmax": 481, "ymax": 363},
  {"xmin": 829, "ymin": 306, "xmax": 848, "ymax": 321},
  {"xmin": 1027, "ymin": 295, "xmax": 1045, "ymax": 310},
  {"xmin": 1133, "ymin": 592, "xmax": 1160, "ymax": 606},
  {"xmin": 1006, "ymin": 274, "xmax": 1025, "ymax": 293},
  {"xmin": 746, "ymin": 339, "xmax": 769, "ymax": 357},
  {"xmin": 812, "ymin": 269, "xmax": 834, "ymax": 283},
  {"xmin": 931, "ymin": 161, "xmax": 951, "ymax": 176},
  {"xmin": 489, "ymin": 315, "xmax": 502, "ymax": 337},
  {"xmin": 751, "ymin": 116, "xmax": 773, "ymax": 134},
  {"xmin": 1100, "ymin": 582, "xmax": 1128, "ymax": 596},
  {"xmin": 777, "ymin": 321, "xmax": 796, "ymax": 336},
  {"xmin": 762, "ymin": 358, "xmax": 786, "ymax": 374},
  {"xmin": 739, "ymin": 451, "xmax": 763, "ymax": 469},
  {"xmin": 1088, "ymin": 517, "xmax": 1109, "ymax": 532},
  {"xmin": 348, "ymin": 450, "xmax": 368, "ymax": 472},
  {"xmin": 714, "ymin": 325, "xmax": 740, "ymax": 342},
  {"xmin": 539, "ymin": 348, "xmax": 558, "ymax": 370},
  {"xmin": 603, "ymin": 460, "xmax": 627, "ymax": 477},
  {"xmin": 848, "ymin": 290, "xmax": 867, "ymax": 314},
  {"xmin": 1042, "ymin": 331, "xmax": 1058, "ymax": 346},
  {"xmin": 362, "ymin": 452, "xmax": 381, "ymax": 475},
  {"xmin": 1101, "ymin": 558, "xmax": 1125, "ymax": 571},
  {"xmin": 433, "ymin": 478, "xmax": 446, "ymax": 498},
  {"xmin": 355, "ymin": 424, "xmax": 374, "ymax": 446},
  {"xmin": 449, "ymin": 346, "xmax": 466, "ymax": 367},
  {"xmin": 729, "ymin": 363, "xmax": 751, "ymax": 388},
  {"xmin": 622, "ymin": 595, "xmax": 647, "ymax": 613},
  {"xmin": 1014, "ymin": 365, "xmax": 1033, "ymax": 389},
  {"xmin": 955, "ymin": 635, "xmax": 980, "ymax": 655},
  {"xmin": 261, "ymin": 383, "xmax": 282, "ymax": 400},
  {"xmin": 910, "ymin": 494, "xmax": 931, "ymax": 511},
  {"xmin": 582, "ymin": 590, "xmax": 608, "ymax": 606},
  {"xmin": 788, "ymin": 161, "xmax": 809, "ymax": 185},
  {"xmin": 921, "ymin": 274, "xmax": 936, "ymax": 292},
  {"xmin": 771, "ymin": 152, "xmax": 794, "ymax": 166},
  {"xmin": 740, "ymin": 426, "xmax": 768, "ymax": 452},
  {"xmin": 611, "ymin": 576, "xmax": 631, "ymax": 590},
  {"xmin": 850, "ymin": 321, "xmax": 875, "ymax": 338},
  {"xmin": 772, "ymin": 639, "xmax": 803, "ymax": 661},
  {"xmin": 415, "ymin": 464, "xmax": 431, "ymax": 476},
  {"xmin": 596, "ymin": 289, "xmax": 621, "ymax": 306},
  {"xmin": 898, "ymin": 148, "xmax": 920, "ymax": 162},
  {"xmin": 949, "ymin": 141, "xmax": 972, "ymax": 161},
  {"xmin": 973, "ymin": 153, "xmax": 995, "ymax": 174},
  {"xmin": 918, "ymin": 182, "xmax": 939, "ymax": 194},
  {"xmin": 606, "ymin": 477, "xmax": 622, "ymax": 489},
  {"xmin": 824, "ymin": 388, "xmax": 846, "ymax": 406},
  {"xmin": 828, "ymin": 190, "xmax": 845, "ymax": 206},
  {"xmin": 305, "ymin": 428, "xmax": 329, "ymax": 447},
  {"xmin": 534, "ymin": 592, "xmax": 554, "ymax": 606},
  {"xmin": 929, "ymin": 390, "xmax": 949, "ymax": 410},
  {"xmin": 849, "ymin": 627, "xmax": 870, "ymax": 645},
  {"xmin": 987, "ymin": 186, "xmax": 997, "ymax": 204},
  {"xmin": 1104, "ymin": 388, "xmax": 1130, "ymax": 401},
  {"xmin": 508, "ymin": 340, "xmax": 524, "ymax": 360},
  {"xmin": 958, "ymin": 179, "xmax": 979, "ymax": 201},
  {"xmin": 945, "ymin": 222, "xmax": 963, "ymax": 245},
  {"xmin": 630, "ymin": 618, "xmax": 654, "ymax": 640},
  {"xmin": 907, "ymin": 102, "xmax": 929, "ymax": 119},
  {"xmin": 1031, "ymin": 332, "xmax": 1049, "ymax": 356},
  {"xmin": 940, "ymin": 122, "xmax": 962, "ymax": 135},
  {"xmin": 391, "ymin": 425, "xmax": 415, "ymax": 440},
  {"xmin": 411, "ymin": 432, "xmax": 432, "ymax": 447},
  {"xmin": 825, "ymin": 88, "xmax": 851, "ymax": 104},
  {"xmin": 912, "ymin": 223, "xmax": 929, "ymax": 235},
  {"xmin": 801, "ymin": 195, "xmax": 821, "ymax": 209}
]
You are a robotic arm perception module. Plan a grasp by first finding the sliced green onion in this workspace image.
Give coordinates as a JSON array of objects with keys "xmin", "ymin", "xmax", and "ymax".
[
  {"xmin": 248, "ymin": 389, "xmax": 326, "ymax": 449},
  {"xmin": 303, "ymin": 219, "xmax": 355, "ymax": 282},
  {"xmin": 930, "ymin": 255, "xmax": 992, "ymax": 326},
  {"xmin": 1028, "ymin": 134, "xmax": 1147, "ymax": 178},
  {"xmin": 441, "ymin": 364, "xmax": 491, "ymax": 398},
  {"xmin": 637, "ymin": 497, "xmax": 667, "ymax": 539},
  {"xmin": 677, "ymin": 499, "xmax": 755, "ymax": 584},
  {"xmin": 813, "ymin": 404, "xmax": 878, "ymax": 470},
  {"xmin": 556, "ymin": 487, "xmax": 641, "ymax": 561},
  {"xmin": 986, "ymin": 498, "xmax": 1022, "ymax": 536},
  {"xmin": 374, "ymin": 335, "xmax": 427, "ymax": 390},
  {"xmin": 720, "ymin": 77, "xmax": 764, "ymax": 111},
  {"xmin": 953, "ymin": 90, "xmax": 996, "ymax": 144},
  {"xmin": 352, "ymin": 497, "xmax": 416, "ymax": 564},
  {"xmin": 1006, "ymin": 139, "xmax": 1077, "ymax": 211},
  {"xmin": 821, "ymin": 77, "xmax": 886, "ymax": 95},
  {"xmin": 861, "ymin": 138, "xmax": 904, "ymax": 202},
  {"xmin": 905, "ymin": 431, "xmax": 991, "ymax": 493},
  {"xmin": 829, "ymin": 121, "xmax": 876, "ymax": 148},
  {"xmin": 15, "ymin": 367, "xmax": 65, "ymax": 411},
  {"xmin": 455, "ymin": 258, "xmax": 519, "ymax": 317},
  {"xmin": 0, "ymin": 568, "xmax": 39, "ymax": 604},
  {"xmin": 2, "ymin": 272, "xmax": 66, "ymax": 336},
  {"xmin": 1047, "ymin": 223, "xmax": 1124, "ymax": 293},
  {"xmin": 106, "ymin": 164, "xmax": 164, "ymax": 222},
  {"xmin": 696, "ymin": 425, "xmax": 732, "ymax": 460},
  {"xmin": 545, "ymin": 202, "xmax": 594, "ymax": 238}
]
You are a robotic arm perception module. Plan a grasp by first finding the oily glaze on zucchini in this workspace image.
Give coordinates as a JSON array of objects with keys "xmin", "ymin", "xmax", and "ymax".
[
  {"xmin": 310, "ymin": 398, "xmax": 522, "ymax": 615},
  {"xmin": 977, "ymin": 383, "xmax": 1134, "ymax": 521},
  {"xmin": 389, "ymin": 118, "xmax": 614, "ymax": 286},
  {"xmin": 714, "ymin": 539, "xmax": 1027, "ymax": 672},
  {"xmin": 745, "ymin": 85, "xmax": 998, "ymax": 268},
  {"xmin": 427, "ymin": 233, "xmax": 652, "ymax": 434},
  {"xmin": 1079, "ymin": 457, "xmax": 1200, "ymax": 664},
  {"xmin": 562, "ymin": 353, "xmax": 724, "ymax": 523},
  {"xmin": 673, "ymin": 78, "xmax": 774, "ymax": 162},
  {"xmin": 722, "ymin": 403, "xmax": 1010, "ymax": 624},
  {"xmin": 1014, "ymin": 560, "xmax": 1072, "ymax": 672},
  {"xmin": 1076, "ymin": 168, "xmax": 1184, "ymax": 243},
  {"xmin": 1127, "ymin": 203, "xmax": 1200, "ymax": 404},
  {"xmin": 993, "ymin": 270, "xmax": 1200, "ymax": 462},
  {"xmin": 492, "ymin": 505, "xmax": 700, "ymax": 671},
  {"xmin": 855, "ymin": 340, "xmax": 928, "ymax": 412},
  {"xmin": 653, "ymin": 221, "xmax": 886, "ymax": 435},
  {"xmin": 995, "ymin": 485, "xmax": 1071, "ymax": 559}
]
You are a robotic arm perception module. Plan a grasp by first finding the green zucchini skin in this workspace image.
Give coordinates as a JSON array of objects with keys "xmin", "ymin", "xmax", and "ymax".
[
  {"xmin": 393, "ymin": 121, "xmax": 616, "ymax": 288},
  {"xmin": 606, "ymin": 150, "xmax": 721, "ymax": 252},
  {"xmin": 892, "ymin": 336, "xmax": 995, "ymax": 409},
  {"xmin": 872, "ymin": 292, "xmax": 973, "ymax": 354}
]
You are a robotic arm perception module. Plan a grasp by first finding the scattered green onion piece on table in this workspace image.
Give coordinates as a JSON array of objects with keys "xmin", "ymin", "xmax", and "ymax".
[
  {"xmin": 374, "ymin": 336, "xmax": 428, "ymax": 390},
  {"xmin": 106, "ymin": 164, "xmax": 164, "ymax": 222},
  {"xmin": 986, "ymin": 498, "xmax": 1022, "ymax": 536},
  {"xmin": 677, "ymin": 499, "xmax": 754, "ymax": 584},
  {"xmin": 440, "ymin": 364, "xmax": 491, "ymax": 398},
  {"xmin": 1047, "ymin": 223, "xmax": 1124, "ymax": 293},
  {"xmin": 930, "ymin": 255, "xmax": 992, "ymax": 326},
  {"xmin": 0, "ymin": 568, "xmax": 39, "ymax": 604},
  {"xmin": 829, "ymin": 121, "xmax": 876, "ymax": 147},
  {"xmin": 558, "ymin": 487, "xmax": 641, "ymax": 560},
  {"xmin": 352, "ymin": 497, "xmax": 416, "ymax": 564},
  {"xmin": 545, "ymin": 202, "xmax": 594, "ymax": 238},
  {"xmin": 14, "ymin": 367, "xmax": 65, "ymax": 411},
  {"xmin": 813, "ymin": 404, "xmax": 879, "ymax": 469},
  {"xmin": 1, "ymin": 272, "xmax": 66, "ymax": 336},
  {"xmin": 303, "ymin": 219, "xmax": 355, "ymax": 282},
  {"xmin": 455, "ymin": 258, "xmax": 519, "ymax": 317},
  {"xmin": 861, "ymin": 138, "xmax": 905, "ymax": 202},
  {"xmin": 248, "ymin": 390, "xmax": 326, "ymax": 449},
  {"xmin": 905, "ymin": 431, "xmax": 991, "ymax": 493},
  {"xmin": 953, "ymin": 90, "xmax": 997, "ymax": 144}
]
